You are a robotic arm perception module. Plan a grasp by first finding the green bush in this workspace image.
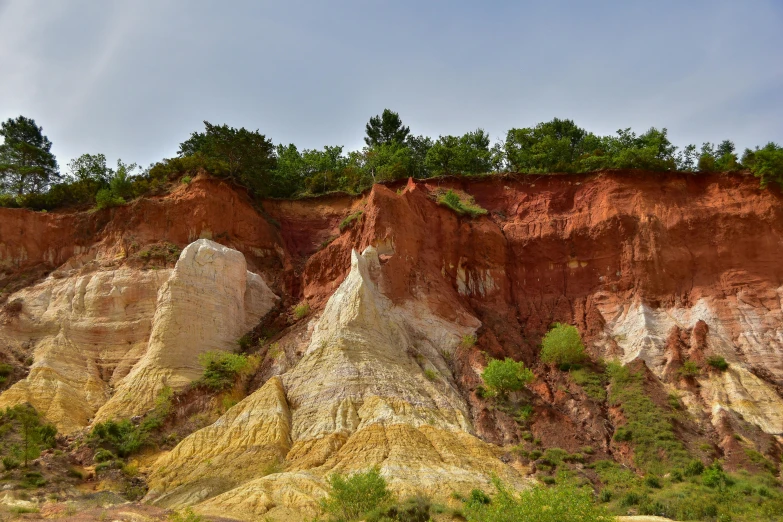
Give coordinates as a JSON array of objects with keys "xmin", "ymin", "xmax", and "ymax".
[
  {"xmin": 321, "ymin": 467, "xmax": 393, "ymax": 521},
  {"xmin": 436, "ymin": 189, "xmax": 488, "ymax": 217},
  {"xmin": 464, "ymin": 479, "xmax": 613, "ymax": 522},
  {"xmin": 702, "ymin": 462, "xmax": 734, "ymax": 489},
  {"xmin": 95, "ymin": 188, "xmax": 125, "ymax": 209},
  {"xmin": 2, "ymin": 456, "xmax": 19, "ymax": 470},
  {"xmin": 570, "ymin": 367, "xmax": 607, "ymax": 401},
  {"xmin": 679, "ymin": 360, "xmax": 700, "ymax": 378},
  {"xmin": 707, "ymin": 356, "xmax": 729, "ymax": 371},
  {"xmin": 94, "ymin": 449, "xmax": 117, "ymax": 463},
  {"xmin": 481, "ymin": 357, "xmax": 534, "ymax": 396},
  {"xmin": 169, "ymin": 507, "xmax": 206, "ymax": 522},
  {"xmin": 684, "ymin": 459, "xmax": 705, "ymax": 477},
  {"xmin": 293, "ymin": 301, "xmax": 310, "ymax": 320},
  {"xmin": 540, "ymin": 323, "xmax": 587, "ymax": 366},
  {"xmin": 461, "ymin": 334, "xmax": 478, "ymax": 349},
  {"xmin": 91, "ymin": 419, "xmax": 147, "ymax": 457},
  {"xmin": 196, "ymin": 351, "xmax": 249, "ymax": 391},
  {"xmin": 339, "ymin": 210, "xmax": 363, "ymax": 232}
]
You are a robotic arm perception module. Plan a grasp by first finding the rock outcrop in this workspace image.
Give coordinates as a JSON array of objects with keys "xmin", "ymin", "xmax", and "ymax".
[
  {"xmin": 147, "ymin": 247, "xmax": 527, "ymax": 520},
  {"xmin": 0, "ymin": 239, "xmax": 278, "ymax": 432},
  {"xmin": 2, "ymin": 171, "xmax": 783, "ymax": 517}
]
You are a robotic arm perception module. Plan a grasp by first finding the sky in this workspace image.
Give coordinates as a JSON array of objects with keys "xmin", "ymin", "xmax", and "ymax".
[{"xmin": 1, "ymin": 0, "xmax": 782, "ymax": 171}]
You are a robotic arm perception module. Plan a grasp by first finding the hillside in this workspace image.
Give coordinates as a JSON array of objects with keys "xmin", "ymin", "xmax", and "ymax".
[{"xmin": 0, "ymin": 170, "xmax": 782, "ymax": 520}]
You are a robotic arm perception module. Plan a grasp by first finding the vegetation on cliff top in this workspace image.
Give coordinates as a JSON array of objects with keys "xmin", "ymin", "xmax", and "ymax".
[{"xmin": 2, "ymin": 111, "xmax": 782, "ymax": 211}]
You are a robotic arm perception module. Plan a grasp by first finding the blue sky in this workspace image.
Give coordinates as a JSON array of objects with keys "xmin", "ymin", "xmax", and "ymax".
[{"xmin": 1, "ymin": 0, "xmax": 782, "ymax": 171}]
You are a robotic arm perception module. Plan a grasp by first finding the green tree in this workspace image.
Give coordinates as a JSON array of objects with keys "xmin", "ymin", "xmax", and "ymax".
[
  {"xmin": 178, "ymin": 121, "xmax": 277, "ymax": 196},
  {"xmin": 425, "ymin": 129, "xmax": 492, "ymax": 175},
  {"xmin": 505, "ymin": 118, "xmax": 598, "ymax": 172},
  {"xmin": 0, "ymin": 116, "xmax": 59, "ymax": 196},
  {"xmin": 10, "ymin": 404, "xmax": 55, "ymax": 467},
  {"xmin": 364, "ymin": 109, "xmax": 410, "ymax": 147},
  {"xmin": 540, "ymin": 323, "xmax": 587, "ymax": 367},
  {"xmin": 481, "ymin": 357, "xmax": 534, "ymax": 396},
  {"xmin": 743, "ymin": 142, "xmax": 783, "ymax": 187}
]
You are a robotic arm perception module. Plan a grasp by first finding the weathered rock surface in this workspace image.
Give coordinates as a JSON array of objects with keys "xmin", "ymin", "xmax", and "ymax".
[
  {"xmin": 96, "ymin": 239, "xmax": 278, "ymax": 421},
  {"xmin": 147, "ymin": 247, "xmax": 526, "ymax": 520},
  {"xmin": 0, "ymin": 268, "xmax": 170, "ymax": 433},
  {"xmin": 2, "ymin": 171, "xmax": 783, "ymax": 516},
  {"xmin": 0, "ymin": 239, "xmax": 277, "ymax": 432}
]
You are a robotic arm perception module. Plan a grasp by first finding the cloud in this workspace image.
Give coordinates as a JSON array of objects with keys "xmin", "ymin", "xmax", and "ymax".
[{"xmin": 0, "ymin": 0, "xmax": 781, "ymax": 169}]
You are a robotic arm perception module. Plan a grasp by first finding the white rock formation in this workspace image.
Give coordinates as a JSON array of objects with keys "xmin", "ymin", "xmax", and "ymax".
[
  {"xmin": 95, "ymin": 239, "xmax": 278, "ymax": 421},
  {"xmin": 0, "ymin": 239, "xmax": 278, "ymax": 432}
]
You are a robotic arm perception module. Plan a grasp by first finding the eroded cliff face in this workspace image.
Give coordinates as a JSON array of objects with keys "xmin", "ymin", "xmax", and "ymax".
[{"xmin": 1, "ymin": 171, "xmax": 782, "ymax": 518}]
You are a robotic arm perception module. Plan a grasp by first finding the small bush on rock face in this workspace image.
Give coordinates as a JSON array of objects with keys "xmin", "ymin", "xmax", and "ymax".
[
  {"xmin": 293, "ymin": 301, "xmax": 310, "ymax": 320},
  {"xmin": 481, "ymin": 357, "xmax": 534, "ymax": 396},
  {"xmin": 707, "ymin": 355, "xmax": 729, "ymax": 371},
  {"xmin": 197, "ymin": 351, "xmax": 249, "ymax": 391},
  {"xmin": 436, "ymin": 189, "xmax": 488, "ymax": 217},
  {"xmin": 679, "ymin": 360, "xmax": 700, "ymax": 378},
  {"xmin": 321, "ymin": 467, "xmax": 393, "ymax": 521},
  {"xmin": 540, "ymin": 323, "xmax": 586, "ymax": 366}
]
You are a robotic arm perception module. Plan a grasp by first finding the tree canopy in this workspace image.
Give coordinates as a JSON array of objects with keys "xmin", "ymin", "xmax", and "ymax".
[
  {"xmin": 0, "ymin": 116, "xmax": 59, "ymax": 196},
  {"xmin": 1, "ymin": 111, "xmax": 781, "ymax": 211}
]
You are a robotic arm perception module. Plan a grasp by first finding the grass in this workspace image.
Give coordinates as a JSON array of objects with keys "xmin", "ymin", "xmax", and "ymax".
[
  {"xmin": 436, "ymin": 189, "xmax": 488, "ymax": 217},
  {"xmin": 570, "ymin": 367, "xmax": 607, "ymax": 401},
  {"xmin": 461, "ymin": 333, "xmax": 478, "ymax": 348},
  {"xmin": 424, "ymin": 369, "xmax": 439, "ymax": 381},
  {"xmin": 293, "ymin": 301, "xmax": 310, "ymax": 319},
  {"xmin": 679, "ymin": 359, "xmax": 701, "ymax": 377},
  {"xmin": 339, "ymin": 210, "xmax": 363, "ymax": 231},
  {"xmin": 606, "ymin": 362, "xmax": 690, "ymax": 474}
]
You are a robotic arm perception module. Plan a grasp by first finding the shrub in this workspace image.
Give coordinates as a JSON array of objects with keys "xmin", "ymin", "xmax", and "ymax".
[
  {"xmin": 367, "ymin": 496, "xmax": 431, "ymax": 522},
  {"xmin": 570, "ymin": 367, "xmax": 607, "ymax": 401},
  {"xmin": 436, "ymin": 189, "xmax": 488, "ymax": 217},
  {"xmin": 339, "ymin": 210, "xmax": 363, "ymax": 232},
  {"xmin": 644, "ymin": 475, "xmax": 662, "ymax": 488},
  {"xmin": 95, "ymin": 188, "xmax": 125, "ymax": 209},
  {"xmin": 679, "ymin": 360, "xmax": 700, "ymax": 378},
  {"xmin": 321, "ymin": 467, "xmax": 393, "ymax": 521},
  {"xmin": 481, "ymin": 357, "xmax": 534, "ymax": 396},
  {"xmin": 424, "ymin": 369, "xmax": 439, "ymax": 381},
  {"xmin": 684, "ymin": 459, "xmax": 705, "ymax": 476},
  {"xmin": 540, "ymin": 323, "xmax": 587, "ymax": 366},
  {"xmin": 197, "ymin": 351, "xmax": 249, "ymax": 391},
  {"xmin": 707, "ymin": 356, "xmax": 729, "ymax": 371},
  {"xmin": 464, "ymin": 479, "xmax": 613, "ymax": 522},
  {"xmin": 461, "ymin": 334, "xmax": 478, "ymax": 349},
  {"xmin": 94, "ymin": 449, "xmax": 117, "ymax": 463},
  {"xmin": 2, "ymin": 456, "xmax": 19, "ymax": 470},
  {"xmin": 467, "ymin": 489, "xmax": 491, "ymax": 506},
  {"xmin": 293, "ymin": 301, "xmax": 310, "ymax": 320},
  {"xmin": 702, "ymin": 462, "xmax": 734, "ymax": 489},
  {"xmin": 181, "ymin": 175, "xmax": 192, "ymax": 184}
]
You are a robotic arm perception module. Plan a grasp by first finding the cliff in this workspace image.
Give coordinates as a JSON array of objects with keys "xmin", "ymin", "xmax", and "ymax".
[{"xmin": 1, "ymin": 171, "xmax": 782, "ymax": 519}]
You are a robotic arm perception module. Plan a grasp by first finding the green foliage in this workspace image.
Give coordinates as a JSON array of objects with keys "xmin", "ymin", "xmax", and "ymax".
[
  {"xmin": 436, "ymin": 189, "xmax": 488, "ymax": 217},
  {"xmin": 463, "ymin": 479, "xmax": 613, "ymax": 522},
  {"xmin": 197, "ymin": 351, "xmax": 249, "ymax": 391},
  {"xmin": 1, "ymin": 404, "xmax": 57, "ymax": 467},
  {"xmin": 293, "ymin": 301, "xmax": 310, "ymax": 320},
  {"xmin": 321, "ymin": 467, "xmax": 394, "ymax": 521},
  {"xmin": 685, "ymin": 459, "xmax": 706, "ymax": 477},
  {"xmin": 607, "ymin": 363, "xmax": 689, "ymax": 474},
  {"xmin": 424, "ymin": 369, "xmax": 439, "ymax": 381},
  {"xmin": 679, "ymin": 360, "xmax": 701, "ymax": 377},
  {"xmin": 2, "ymin": 456, "xmax": 19, "ymax": 470},
  {"xmin": 0, "ymin": 116, "xmax": 59, "ymax": 196},
  {"xmin": 365, "ymin": 496, "xmax": 432, "ymax": 522},
  {"xmin": 707, "ymin": 355, "xmax": 729, "ymax": 371},
  {"xmin": 91, "ymin": 419, "xmax": 147, "ymax": 458},
  {"xmin": 461, "ymin": 334, "xmax": 477, "ymax": 349},
  {"xmin": 177, "ymin": 121, "xmax": 277, "ymax": 197},
  {"xmin": 481, "ymin": 357, "xmax": 534, "ymax": 395},
  {"xmin": 570, "ymin": 367, "xmax": 607, "ymax": 401},
  {"xmin": 425, "ymin": 129, "xmax": 492, "ymax": 175},
  {"xmin": 365, "ymin": 109, "xmax": 410, "ymax": 147},
  {"xmin": 339, "ymin": 210, "xmax": 363, "ymax": 232},
  {"xmin": 540, "ymin": 323, "xmax": 587, "ymax": 366},
  {"xmin": 744, "ymin": 142, "xmax": 783, "ymax": 188}
]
